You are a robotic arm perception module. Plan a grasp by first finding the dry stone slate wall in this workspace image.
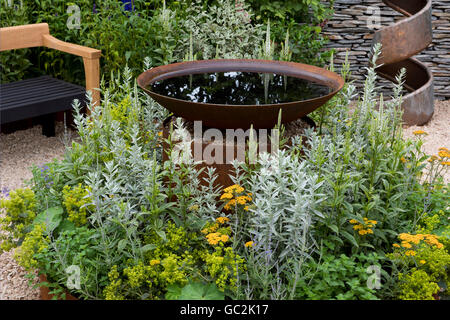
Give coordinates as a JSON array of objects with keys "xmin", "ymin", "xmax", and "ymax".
[{"xmin": 322, "ymin": 0, "xmax": 450, "ymax": 100}]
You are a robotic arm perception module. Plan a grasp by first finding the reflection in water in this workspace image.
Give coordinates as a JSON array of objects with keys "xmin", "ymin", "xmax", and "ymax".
[{"xmin": 149, "ymin": 72, "xmax": 331, "ymax": 105}]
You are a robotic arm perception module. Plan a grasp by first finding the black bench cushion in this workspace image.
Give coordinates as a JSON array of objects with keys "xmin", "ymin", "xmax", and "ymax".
[{"xmin": 0, "ymin": 75, "xmax": 86, "ymax": 124}]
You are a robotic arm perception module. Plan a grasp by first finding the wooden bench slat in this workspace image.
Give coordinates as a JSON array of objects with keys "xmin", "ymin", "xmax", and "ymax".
[
  {"xmin": 1, "ymin": 85, "xmax": 84, "ymax": 104},
  {"xmin": 1, "ymin": 89, "xmax": 85, "ymax": 110},
  {"xmin": 0, "ymin": 75, "xmax": 87, "ymax": 128},
  {"xmin": 1, "ymin": 93, "xmax": 85, "ymax": 124},
  {"xmin": 1, "ymin": 76, "xmax": 84, "ymax": 95}
]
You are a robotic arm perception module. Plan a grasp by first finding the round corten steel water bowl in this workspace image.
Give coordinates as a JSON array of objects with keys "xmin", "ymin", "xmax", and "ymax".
[{"xmin": 137, "ymin": 59, "xmax": 345, "ymax": 129}]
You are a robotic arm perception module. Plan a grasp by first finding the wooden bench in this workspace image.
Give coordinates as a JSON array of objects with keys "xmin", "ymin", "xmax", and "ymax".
[{"xmin": 0, "ymin": 23, "xmax": 101, "ymax": 136}]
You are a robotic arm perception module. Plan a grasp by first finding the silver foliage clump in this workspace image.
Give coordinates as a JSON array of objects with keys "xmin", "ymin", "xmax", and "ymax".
[
  {"xmin": 178, "ymin": 0, "xmax": 264, "ymax": 60},
  {"xmin": 236, "ymin": 151, "xmax": 324, "ymax": 299}
]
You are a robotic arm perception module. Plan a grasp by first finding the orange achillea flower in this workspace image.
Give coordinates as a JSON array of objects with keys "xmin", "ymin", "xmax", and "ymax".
[
  {"xmin": 413, "ymin": 130, "xmax": 427, "ymax": 135},
  {"xmin": 396, "ymin": 233, "xmax": 444, "ymax": 250},
  {"xmin": 351, "ymin": 218, "xmax": 377, "ymax": 236},
  {"xmin": 224, "ymin": 199, "xmax": 237, "ymax": 211},
  {"xmin": 245, "ymin": 241, "xmax": 254, "ymax": 248},
  {"xmin": 401, "ymin": 242, "xmax": 412, "ymax": 248},
  {"xmin": 438, "ymin": 150, "xmax": 450, "ymax": 158},
  {"xmin": 405, "ymin": 250, "xmax": 416, "ymax": 257},
  {"xmin": 206, "ymin": 232, "xmax": 229, "ymax": 245}
]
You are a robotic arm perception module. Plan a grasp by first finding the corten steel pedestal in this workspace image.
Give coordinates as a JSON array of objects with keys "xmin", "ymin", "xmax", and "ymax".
[
  {"xmin": 161, "ymin": 116, "xmax": 316, "ymax": 189},
  {"xmin": 372, "ymin": 0, "xmax": 434, "ymax": 125},
  {"xmin": 39, "ymin": 274, "xmax": 78, "ymax": 300}
]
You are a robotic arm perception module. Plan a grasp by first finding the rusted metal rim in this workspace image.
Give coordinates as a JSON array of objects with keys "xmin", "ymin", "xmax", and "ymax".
[
  {"xmin": 371, "ymin": 0, "xmax": 434, "ymax": 125},
  {"xmin": 137, "ymin": 59, "xmax": 344, "ymax": 129},
  {"xmin": 373, "ymin": 0, "xmax": 432, "ymax": 65}
]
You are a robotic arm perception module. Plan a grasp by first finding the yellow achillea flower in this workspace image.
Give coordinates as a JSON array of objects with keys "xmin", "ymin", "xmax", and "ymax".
[
  {"xmin": 400, "ymin": 157, "xmax": 407, "ymax": 163},
  {"xmin": 223, "ymin": 184, "xmax": 244, "ymax": 194},
  {"xmin": 150, "ymin": 259, "xmax": 160, "ymax": 266},
  {"xmin": 349, "ymin": 219, "xmax": 358, "ymax": 224},
  {"xmin": 359, "ymin": 229, "xmax": 373, "ymax": 235},
  {"xmin": 216, "ymin": 217, "xmax": 230, "ymax": 224},
  {"xmin": 420, "ymin": 260, "xmax": 426, "ymax": 264},
  {"xmin": 220, "ymin": 193, "xmax": 233, "ymax": 200},
  {"xmin": 222, "ymin": 185, "xmax": 252, "ymax": 211},
  {"xmin": 353, "ymin": 225, "xmax": 363, "ymax": 230},
  {"xmin": 393, "ymin": 243, "xmax": 400, "ymax": 248},
  {"xmin": 220, "ymin": 234, "xmax": 229, "ymax": 242},
  {"xmin": 413, "ymin": 130, "xmax": 427, "ymax": 136},
  {"xmin": 157, "ymin": 131, "xmax": 163, "ymax": 137},
  {"xmin": 236, "ymin": 195, "xmax": 252, "ymax": 205},
  {"xmin": 441, "ymin": 161, "xmax": 450, "ymax": 166},
  {"xmin": 245, "ymin": 241, "xmax": 254, "ymax": 248}
]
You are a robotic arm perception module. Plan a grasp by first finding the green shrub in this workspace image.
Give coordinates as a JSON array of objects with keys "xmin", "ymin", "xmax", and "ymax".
[
  {"xmin": 388, "ymin": 232, "xmax": 450, "ymax": 299},
  {"xmin": 0, "ymin": 1, "xmax": 32, "ymax": 83},
  {"xmin": 84, "ymin": 0, "xmax": 179, "ymax": 77},
  {"xmin": 103, "ymin": 220, "xmax": 244, "ymax": 299},
  {"xmin": 295, "ymin": 251, "xmax": 381, "ymax": 300},
  {"xmin": 398, "ymin": 269, "xmax": 440, "ymax": 300},
  {"xmin": 176, "ymin": 0, "xmax": 264, "ymax": 60},
  {"xmin": 246, "ymin": 0, "xmax": 334, "ymax": 65},
  {"xmin": 0, "ymin": 188, "xmax": 37, "ymax": 252}
]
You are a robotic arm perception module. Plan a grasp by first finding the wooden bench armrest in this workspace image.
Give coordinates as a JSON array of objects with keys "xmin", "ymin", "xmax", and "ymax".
[
  {"xmin": 0, "ymin": 24, "xmax": 101, "ymax": 107},
  {"xmin": 42, "ymin": 34, "xmax": 101, "ymax": 59},
  {"xmin": 43, "ymin": 35, "xmax": 101, "ymax": 106}
]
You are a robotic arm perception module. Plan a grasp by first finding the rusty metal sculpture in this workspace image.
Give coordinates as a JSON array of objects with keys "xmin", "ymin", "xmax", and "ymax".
[
  {"xmin": 372, "ymin": 0, "xmax": 434, "ymax": 125},
  {"xmin": 137, "ymin": 59, "xmax": 344, "ymax": 129}
]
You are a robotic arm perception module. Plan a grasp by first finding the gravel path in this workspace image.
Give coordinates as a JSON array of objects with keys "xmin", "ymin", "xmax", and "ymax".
[
  {"xmin": 0, "ymin": 101, "xmax": 448, "ymax": 299},
  {"xmin": 403, "ymin": 100, "xmax": 450, "ymax": 184},
  {"xmin": 0, "ymin": 123, "xmax": 73, "ymax": 300}
]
